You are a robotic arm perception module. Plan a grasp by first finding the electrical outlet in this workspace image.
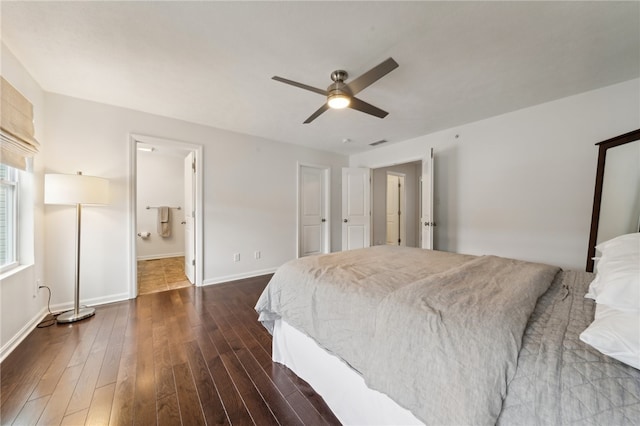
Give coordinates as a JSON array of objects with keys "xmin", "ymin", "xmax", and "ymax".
[
  {"xmin": 34, "ymin": 279, "xmax": 41, "ymax": 298},
  {"xmin": 254, "ymin": 251, "xmax": 261, "ymax": 260},
  {"xmin": 233, "ymin": 253, "xmax": 240, "ymax": 262}
]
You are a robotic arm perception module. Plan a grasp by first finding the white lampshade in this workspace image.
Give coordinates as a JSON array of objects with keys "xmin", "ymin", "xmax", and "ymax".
[{"xmin": 45, "ymin": 172, "xmax": 109, "ymax": 205}]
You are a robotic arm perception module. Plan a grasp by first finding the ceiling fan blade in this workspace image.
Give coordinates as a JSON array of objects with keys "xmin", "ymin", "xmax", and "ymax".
[
  {"xmin": 346, "ymin": 57, "xmax": 399, "ymax": 96},
  {"xmin": 303, "ymin": 103, "xmax": 330, "ymax": 124},
  {"xmin": 349, "ymin": 97, "xmax": 389, "ymax": 119},
  {"xmin": 272, "ymin": 76, "xmax": 328, "ymax": 96}
]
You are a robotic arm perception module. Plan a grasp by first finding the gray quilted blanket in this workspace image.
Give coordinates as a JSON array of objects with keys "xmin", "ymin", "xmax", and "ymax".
[{"xmin": 498, "ymin": 270, "xmax": 640, "ymax": 425}]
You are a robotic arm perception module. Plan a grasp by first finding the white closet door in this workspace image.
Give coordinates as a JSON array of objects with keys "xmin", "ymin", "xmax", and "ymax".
[
  {"xmin": 342, "ymin": 168, "xmax": 371, "ymax": 250},
  {"xmin": 299, "ymin": 165, "xmax": 327, "ymax": 257}
]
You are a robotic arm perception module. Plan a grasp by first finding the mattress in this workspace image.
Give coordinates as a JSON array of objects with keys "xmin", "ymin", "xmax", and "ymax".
[{"xmin": 272, "ymin": 318, "xmax": 422, "ymax": 425}]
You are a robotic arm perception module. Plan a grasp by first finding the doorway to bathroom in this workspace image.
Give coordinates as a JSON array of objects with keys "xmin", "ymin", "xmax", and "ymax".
[{"xmin": 130, "ymin": 134, "xmax": 203, "ymax": 297}]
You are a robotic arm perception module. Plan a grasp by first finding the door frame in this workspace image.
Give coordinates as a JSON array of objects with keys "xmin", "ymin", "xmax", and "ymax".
[
  {"xmin": 128, "ymin": 133, "xmax": 204, "ymax": 298},
  {"xmin": 367, "ymin": 154, "xmax": 430, "ymax": 249},
  {"xmin": 296, "ymin": 162, "xmax": 331, "ymax": 258}
]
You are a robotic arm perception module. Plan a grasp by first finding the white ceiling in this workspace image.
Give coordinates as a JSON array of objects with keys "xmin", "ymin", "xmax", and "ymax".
[{"xmin": 1, "ymin": 1, "xmax": 638, "ymax": 155}]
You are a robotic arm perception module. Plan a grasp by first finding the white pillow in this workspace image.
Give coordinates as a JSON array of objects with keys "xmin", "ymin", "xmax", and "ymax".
[
  {"xmin": 593, "ymin": 258, "xmax": 640, "ymax": 311},
  {"xmin": 595, "ymin": 232, "xmax": 640, "ymax": 258},
  {"xmin": 580, "ymin": 303, "xmax": 640, "ymax": 370},
  {"xmin": 585, "ymin": 233, "xmax": 640, "ymax": 310}
]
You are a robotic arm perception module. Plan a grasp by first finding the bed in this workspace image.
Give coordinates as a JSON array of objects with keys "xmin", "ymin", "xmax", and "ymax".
[
  {"xmin": 255, "ymin": 242, "xmax": 640, "ymax": 425},
  {"xmin": 256, "ymin": 130, "xmax": 640, "ymax": 425}
]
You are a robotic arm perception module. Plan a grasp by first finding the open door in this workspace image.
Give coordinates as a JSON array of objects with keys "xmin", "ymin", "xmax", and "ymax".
[
  {"xmin": 421, "ymin": 148, "xmax": 435, "ymax": 249},
  {"xmin": 184, "ymin": 152, "xmax": 195, "ymax": 283},
  {"xmin": 342, "ymin": 167, "xmax": 371, "ymax": 250}
]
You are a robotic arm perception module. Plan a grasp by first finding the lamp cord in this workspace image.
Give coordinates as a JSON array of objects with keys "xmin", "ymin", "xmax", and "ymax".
[
  {"xmin": 37, "ymin": 285, "xmax": 56, "ymax": 327},
  {"xmin": 36, "ymin": 285, "xmax": 77, "ymax": 328}
]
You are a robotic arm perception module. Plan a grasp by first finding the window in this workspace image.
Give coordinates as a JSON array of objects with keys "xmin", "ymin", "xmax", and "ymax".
[{"xmin": 0, "ymin": 163, "xmax": 19, "ymax": 272}]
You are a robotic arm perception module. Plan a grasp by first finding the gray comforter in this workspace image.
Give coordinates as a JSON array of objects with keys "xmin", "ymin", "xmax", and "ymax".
[
  {"xmin": 498, "ymin": 270, "xmax": 640, "ymax": 425},
  {"xmin": 255, "ymin": 246, "xmax": 561, "ymax": 425}
]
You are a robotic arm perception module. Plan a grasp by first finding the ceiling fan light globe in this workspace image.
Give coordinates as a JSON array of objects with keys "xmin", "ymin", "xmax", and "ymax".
[{"xmin": 327, "ymin": 93, "xmax": 350, "ymax": 109}]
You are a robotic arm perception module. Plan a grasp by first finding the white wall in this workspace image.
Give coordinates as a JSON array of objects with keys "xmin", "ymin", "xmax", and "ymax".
[
  {"xmin": 42, "ymin": 92, "xmax": 348, "ymax": 308},
  {"xmin": 351, "ymin": 79, "xmax": 640, "ymax": 270},
  {"xmin": 0, "ymin": 44, "xmax": 47, "ymax": 360},
  {"xmin": 136, "ymin": 149, "xmax": 186, "ymax": 260}
]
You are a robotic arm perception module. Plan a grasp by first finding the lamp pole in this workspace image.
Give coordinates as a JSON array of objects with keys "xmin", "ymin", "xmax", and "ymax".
[{"xmin": 57, "ymin": 172, "xmax": 96, "ymax": 323}]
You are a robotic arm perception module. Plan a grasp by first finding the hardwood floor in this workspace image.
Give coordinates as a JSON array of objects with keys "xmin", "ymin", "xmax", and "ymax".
[{"xmin": 0, "ymin": 275, "xmax": 341, "ymax": 425}]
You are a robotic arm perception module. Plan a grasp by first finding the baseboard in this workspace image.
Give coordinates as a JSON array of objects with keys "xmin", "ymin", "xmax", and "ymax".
[
  {"xmin": 202, "ymin": 267, "xmax": 278, "ymax": 286},
  {"xmin": 50, "ymin": 292, "xmax": 131, "ymax": 313},
  {"xmin": 0, "ymin": 306, "xmax": 48, "ymax": 363},
  {"xmin": 136, "ymin": 252, "xmax": 185, "ymax": 261}
]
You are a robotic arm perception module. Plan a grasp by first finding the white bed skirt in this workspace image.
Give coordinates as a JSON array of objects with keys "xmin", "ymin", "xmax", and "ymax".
[{"xmin": 272, "ymin": 319, "xmax": 423, "ymax": 425}]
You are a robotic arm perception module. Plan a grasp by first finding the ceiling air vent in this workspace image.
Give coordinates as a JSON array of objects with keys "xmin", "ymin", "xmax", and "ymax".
[{"xmin": 369, "ymin": 139, "xmax": 388, "ymax": 147}]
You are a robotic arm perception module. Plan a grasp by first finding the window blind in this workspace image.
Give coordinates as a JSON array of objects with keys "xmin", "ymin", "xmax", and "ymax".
[{"xmin": 1, "ymin": 77, "xmax": 39, "ymax": 170}]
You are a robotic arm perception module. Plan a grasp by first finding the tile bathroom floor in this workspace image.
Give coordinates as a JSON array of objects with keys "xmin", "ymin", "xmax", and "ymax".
[{"xmin": 137, "ymin": 256, "xmax": 192, "ymax": 295}]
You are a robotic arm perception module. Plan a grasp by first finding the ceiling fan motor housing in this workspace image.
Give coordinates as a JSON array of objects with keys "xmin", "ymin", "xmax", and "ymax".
[
  {"xmin": 328, "ymin": 71, "xmax": 351, "ymax": 95},
  {"xmin": 327, "ymin": 71, "xmax": 352, "ymax": 108}
]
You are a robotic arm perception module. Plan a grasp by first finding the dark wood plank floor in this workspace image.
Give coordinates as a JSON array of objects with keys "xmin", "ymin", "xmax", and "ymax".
[{"xmin": 0, "ymin": 275, "xmax": 341, "ymax": 425}]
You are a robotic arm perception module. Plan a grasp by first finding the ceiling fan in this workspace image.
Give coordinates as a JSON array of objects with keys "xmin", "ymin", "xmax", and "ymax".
[{"xmin": 272, "ymin": 57, "xmax": 399, "ymax": 124}]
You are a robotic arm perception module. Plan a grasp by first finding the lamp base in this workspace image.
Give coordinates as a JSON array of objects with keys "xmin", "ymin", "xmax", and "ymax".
[{"xmin": 57, "ymin": 307, "xmax": 95, "ymax": 323}]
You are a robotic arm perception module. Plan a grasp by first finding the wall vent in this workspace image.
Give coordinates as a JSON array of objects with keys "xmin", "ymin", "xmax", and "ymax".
[{"xmin": 369, "ymin": 139, "xmax": 388, "ymax": 147}]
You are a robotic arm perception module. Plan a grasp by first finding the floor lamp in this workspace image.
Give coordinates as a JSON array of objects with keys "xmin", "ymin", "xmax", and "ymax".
[{"xmin": 45, "ymin": 171, "xmax": 109, "ymax": 323}]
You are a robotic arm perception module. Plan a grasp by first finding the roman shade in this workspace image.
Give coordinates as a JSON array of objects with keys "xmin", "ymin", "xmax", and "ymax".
[{"xmin": 1, "ymin": 77, "xmax": 40, "ymax": 170}]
